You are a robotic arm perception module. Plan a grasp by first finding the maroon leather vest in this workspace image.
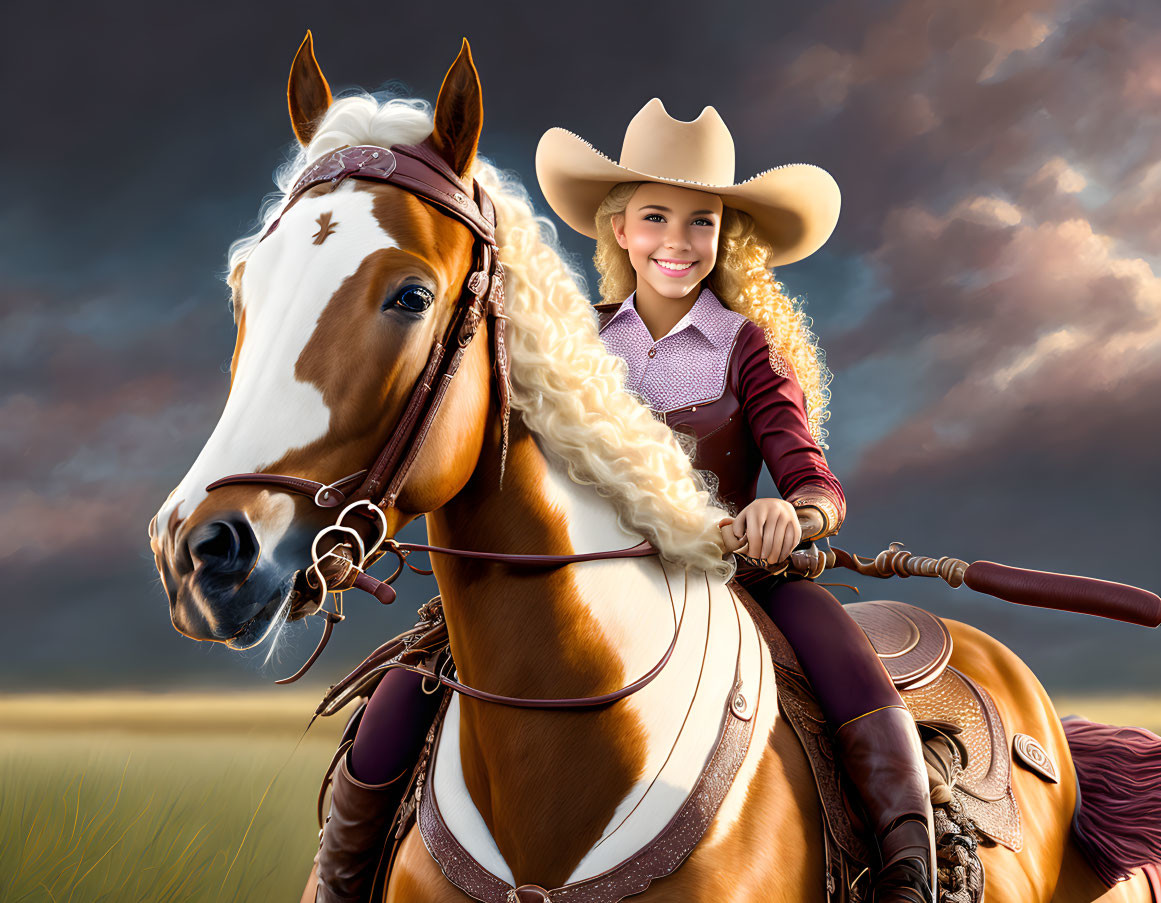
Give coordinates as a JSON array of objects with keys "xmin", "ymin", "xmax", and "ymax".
[{"xmin": 662, "ymin": 355, "xmax": 765, "ymax": 515}]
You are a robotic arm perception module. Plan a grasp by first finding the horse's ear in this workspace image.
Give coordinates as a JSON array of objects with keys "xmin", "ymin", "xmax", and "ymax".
[
  {"xmin": 287, "ymin": 31, "xmax": 333, "ymax": 147},
  {"xmin": 430, "ymin": 39, "xmax": 483, "ymax": 178}
]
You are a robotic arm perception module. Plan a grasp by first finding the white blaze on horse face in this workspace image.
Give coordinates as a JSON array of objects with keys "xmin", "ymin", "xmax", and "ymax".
[{"xmin": 155, "ymin": 184, "xmax": 398, "ymax": 550}]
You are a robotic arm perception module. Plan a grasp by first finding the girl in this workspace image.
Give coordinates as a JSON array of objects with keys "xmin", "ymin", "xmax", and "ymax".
[{"xmin": 533, "ymin": 98, "xmax": 935, "ymax": 903}]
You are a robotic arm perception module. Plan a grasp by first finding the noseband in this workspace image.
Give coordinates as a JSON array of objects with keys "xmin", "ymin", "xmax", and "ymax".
[{"xmin": 203, "ymin": 138, "xmax": 674, "ymax": 703}]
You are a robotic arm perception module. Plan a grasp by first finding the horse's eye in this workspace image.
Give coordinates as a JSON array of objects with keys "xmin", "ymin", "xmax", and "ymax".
[{"xmin": 386, "ymin": 285, "xmax": 434, "ymax": 313}]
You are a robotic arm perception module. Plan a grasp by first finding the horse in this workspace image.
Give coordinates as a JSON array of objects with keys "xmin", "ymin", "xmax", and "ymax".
[{"xmin": 149, "ymin": 36, "xmax": 1160, "ymax": 903}]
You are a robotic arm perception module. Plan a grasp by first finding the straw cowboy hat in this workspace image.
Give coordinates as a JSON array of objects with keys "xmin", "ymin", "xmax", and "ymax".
[{"xmin": 535, "ymin": 98, "xmax": 841, "ymax": 266}]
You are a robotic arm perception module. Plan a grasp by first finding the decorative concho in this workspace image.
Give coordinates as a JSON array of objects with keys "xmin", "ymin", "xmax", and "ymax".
[
  {"xmin": 1012, "ymin": 733, "xmax": 1058, "ymax": 783},
  {"xmin": 507, "ymin": 885, "xmax": 551, "ymax": 903}
]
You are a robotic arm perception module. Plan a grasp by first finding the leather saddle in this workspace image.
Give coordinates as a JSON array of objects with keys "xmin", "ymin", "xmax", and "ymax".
[{"xmin": 738, "ymin": 590, "xmax": 1021, "ymax": 903}]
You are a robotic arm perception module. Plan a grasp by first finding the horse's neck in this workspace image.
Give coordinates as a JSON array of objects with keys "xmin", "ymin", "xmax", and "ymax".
[{"xmin": 424, "ymin": 419, "xmax": 742, "ymax": 886}]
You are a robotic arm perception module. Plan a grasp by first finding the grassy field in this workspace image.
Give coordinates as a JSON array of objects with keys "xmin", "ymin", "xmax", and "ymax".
[
  {"xmin": 1, "ymin": 691, "xmax": 1158, "ymax": 902},
  {"xmin": 0, "ymin": 693, "xmax": 346, "ymax": 903}
]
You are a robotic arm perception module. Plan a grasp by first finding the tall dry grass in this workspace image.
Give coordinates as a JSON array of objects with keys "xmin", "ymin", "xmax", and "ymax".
[
  {"xmin": 0, "ymin": 692, "xmax": 344, "ymax": 903},
  {"xmin": 0, "ymin": 691, "xmax": 1157, "ymax": 902}
]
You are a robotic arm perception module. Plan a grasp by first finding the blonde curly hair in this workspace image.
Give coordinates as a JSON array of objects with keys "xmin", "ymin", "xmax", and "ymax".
[{"xmin": 594, "ymin": 182, "xmax": 832, "ymax": 447}]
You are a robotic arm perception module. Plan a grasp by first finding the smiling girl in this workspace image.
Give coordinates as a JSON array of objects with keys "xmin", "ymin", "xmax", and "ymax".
[{"xmin": 534, "ymin": 99, "xmax": 936, "ymax": 903}]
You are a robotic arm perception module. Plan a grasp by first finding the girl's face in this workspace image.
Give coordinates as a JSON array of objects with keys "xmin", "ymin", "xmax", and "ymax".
[{"xmin": 612, "ymin": 182, "xmax": 724, "ymax": 301}]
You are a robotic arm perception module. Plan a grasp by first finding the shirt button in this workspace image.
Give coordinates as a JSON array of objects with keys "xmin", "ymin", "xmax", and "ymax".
[{"xmin": 648, "ymin": 348, "xmax": 657, "ymax": 358}]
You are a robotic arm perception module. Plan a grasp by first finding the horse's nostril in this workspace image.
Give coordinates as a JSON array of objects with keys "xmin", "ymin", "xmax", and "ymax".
[
  {"xmin": 194, "ymin": 521, "xmax": 239, "ymax": 562},
  {"xmin": 188, "ymin": 516, "xmax": 258, "ymax": 576}
]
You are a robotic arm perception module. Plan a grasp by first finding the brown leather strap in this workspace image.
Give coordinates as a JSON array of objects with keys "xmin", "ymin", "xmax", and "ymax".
[
  {"xmin": 391, "ymin": 538, "xmax": 658, "ymax": 567},
  {"xmin": 262, "ymin": 536, "xmax": 663, "ymax": 694},
  {"xmin": 264, "ymin": 141, "xmax": 495, "ymax": 244},
  {"xmin": 275, "ymin": 609, "xmax": 344, "ymax": 685},
  {"xmin": 376, "ymin": 632, "xmax": 673, "ymax": 711},
  {"xmin": 361, "ymin": 555, "xmax": 682, "ymax": 710},
  {"xmin": 204, "ymin": 469, "xmax": 367, "ymax": 508},
  {"xmin": 361, "ymin": 338, "xmax": 449, "ymax": 503}
]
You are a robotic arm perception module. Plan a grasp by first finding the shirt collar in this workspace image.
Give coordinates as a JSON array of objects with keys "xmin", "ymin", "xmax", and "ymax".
[{"xmin": 603, "ymin": 285, "xmax": 731, "ymax": 346}]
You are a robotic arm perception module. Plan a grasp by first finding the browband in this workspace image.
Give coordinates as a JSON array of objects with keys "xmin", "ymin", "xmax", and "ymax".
[{"xmin": 262, "ymin": 141, "xmax": 497, "ymax": 244}]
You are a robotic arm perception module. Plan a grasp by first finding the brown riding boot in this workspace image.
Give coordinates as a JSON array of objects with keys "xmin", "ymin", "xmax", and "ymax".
[
  {"xmin": 314, "ymin": 751, "xmax": 409, "ymax": 903},
  {"xmin": 835, "ymin": 705, "xmax": 937, "ymax": 903}
]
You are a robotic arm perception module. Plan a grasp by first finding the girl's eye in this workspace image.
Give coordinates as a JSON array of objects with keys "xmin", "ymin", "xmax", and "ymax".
[
  {"xmin": 693, "ymin": 218, "xmax": 714, "ymax": 227},
  {"xmin": 385, "ymin": 285, "xmax": 434, "ymax": 313},
  {"xmin": 644, "ymin": 213, "xmax": 665, "ymax": 223}
]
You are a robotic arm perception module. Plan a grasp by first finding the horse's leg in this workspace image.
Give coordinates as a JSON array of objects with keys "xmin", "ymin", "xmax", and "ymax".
[
  {"xmin": 1050, "ymin": 838, "xmax": 1156, "ymax": 903},
  {"xmin": 941, "ymin": 619, "xmax": 1078, "ymax": 903}
]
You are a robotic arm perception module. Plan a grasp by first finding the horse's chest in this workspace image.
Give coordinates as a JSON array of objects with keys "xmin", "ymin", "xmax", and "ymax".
[{"xmin": 414, "ymin": 583, "xmax": 771, "ymax": 903}]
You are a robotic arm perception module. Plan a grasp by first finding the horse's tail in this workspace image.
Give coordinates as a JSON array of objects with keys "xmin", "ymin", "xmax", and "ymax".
[{"xmin": 1063, "ymin": 716, "xmax": 1161, "ymax": 884}]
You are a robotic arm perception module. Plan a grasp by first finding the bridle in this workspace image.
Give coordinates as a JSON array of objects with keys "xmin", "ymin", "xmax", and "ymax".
[{"xmin": 204, "ymin": 138, "xmax": 676, "ymax": 707}]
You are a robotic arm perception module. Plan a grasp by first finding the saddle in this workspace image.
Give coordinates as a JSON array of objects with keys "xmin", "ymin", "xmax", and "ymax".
[
  {"xmin": 315, "ymin": 593, "xmax": 1043, "ymax": 903},
  {"xmin": 738, "ymin": 589, "xmax": 1023, "ymax": 903}
]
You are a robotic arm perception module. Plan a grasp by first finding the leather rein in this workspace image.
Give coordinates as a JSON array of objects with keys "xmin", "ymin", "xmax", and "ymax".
[{"xmin": 203, "ymin": 138, "xmax": 675, "ymax": 708}]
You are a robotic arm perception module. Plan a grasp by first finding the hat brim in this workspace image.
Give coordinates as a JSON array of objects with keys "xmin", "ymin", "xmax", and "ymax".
[{"xmin": 535, "ymin": 127, "xmax": 841, "ymax": 267}]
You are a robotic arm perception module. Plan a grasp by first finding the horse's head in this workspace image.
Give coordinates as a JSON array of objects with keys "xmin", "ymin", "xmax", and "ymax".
[{"xmin": 150, "ymin": 37, "xmax": 500, "ymax": 649}]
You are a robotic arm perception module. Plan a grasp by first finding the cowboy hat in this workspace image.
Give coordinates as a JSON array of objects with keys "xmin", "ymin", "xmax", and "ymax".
[{"xmin": 535, "ymin": 98, "xmax": 841, "ymax": 267}]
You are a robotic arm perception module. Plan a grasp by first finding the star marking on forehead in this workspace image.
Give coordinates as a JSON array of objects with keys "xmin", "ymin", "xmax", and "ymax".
[{"xmin": 312, "ymin": 211, "xmax": 338, "ymax": 245}]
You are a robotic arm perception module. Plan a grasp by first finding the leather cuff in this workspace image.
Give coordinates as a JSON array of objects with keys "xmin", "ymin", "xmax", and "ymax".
[{"xmin": 788, "ymin": 485, "xmax": 845, "ymax": 540}]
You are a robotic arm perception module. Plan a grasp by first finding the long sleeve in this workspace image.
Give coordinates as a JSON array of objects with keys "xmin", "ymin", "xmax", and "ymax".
[{"xmin": 734, "ymin": 322, "xmax": 846, "ymax": 535}]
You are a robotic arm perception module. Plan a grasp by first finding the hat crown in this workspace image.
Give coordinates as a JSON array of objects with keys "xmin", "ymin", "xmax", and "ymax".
[{"xmin": 619, "ymin": 98, "xmax": 735, "ymax": 187}]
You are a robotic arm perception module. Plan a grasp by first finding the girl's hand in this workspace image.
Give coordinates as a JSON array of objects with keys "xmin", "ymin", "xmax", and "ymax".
[{"xmin": 718, "ymin": 498, "xmax": 802, "ymax": 563}]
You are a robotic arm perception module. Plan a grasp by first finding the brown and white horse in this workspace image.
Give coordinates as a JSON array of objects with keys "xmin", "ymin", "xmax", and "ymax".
[{"xmin": 150, "ymin": 37, "xmax": 1157, "ymax": 903}]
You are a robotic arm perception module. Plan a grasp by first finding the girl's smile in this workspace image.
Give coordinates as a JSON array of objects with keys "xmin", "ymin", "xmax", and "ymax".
[{"xmin": 652, "ymin": 257, "xmax": 698, "ymax": 276}]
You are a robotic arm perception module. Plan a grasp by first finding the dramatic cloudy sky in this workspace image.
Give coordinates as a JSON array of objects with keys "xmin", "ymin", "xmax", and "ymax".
[{"xmin": 3, "ymin": 0, "xmax": 1158, "ymax": 695}]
